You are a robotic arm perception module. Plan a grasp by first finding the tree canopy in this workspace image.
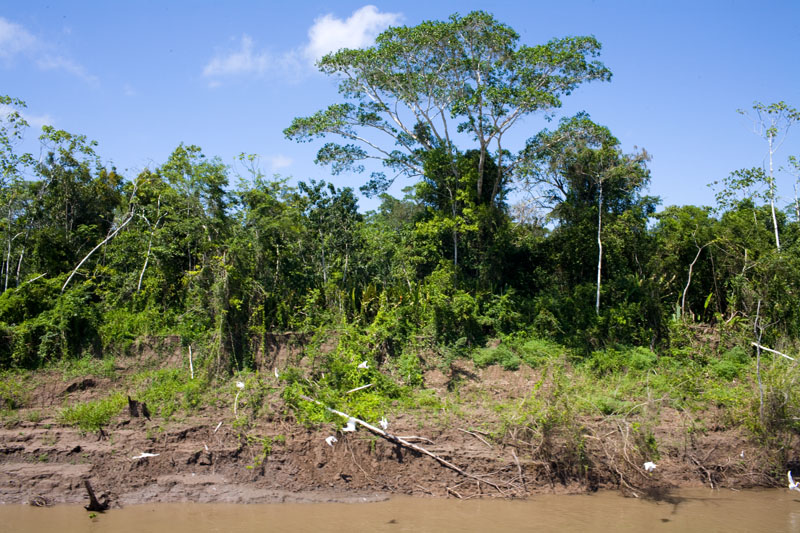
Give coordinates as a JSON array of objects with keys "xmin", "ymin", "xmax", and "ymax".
[{"xmin": 284, "ymin": 11, "xmax": 611, "ymax": 205}]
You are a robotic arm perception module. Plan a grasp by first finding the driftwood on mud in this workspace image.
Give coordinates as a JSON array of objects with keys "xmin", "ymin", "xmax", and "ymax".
[
  {"xmin": 298, "ymin": 394, "xmax": 507, "ymax": 494},
  {"xmin": 83, "ymin": 479, "xmax": 109, "ymax": 512}
]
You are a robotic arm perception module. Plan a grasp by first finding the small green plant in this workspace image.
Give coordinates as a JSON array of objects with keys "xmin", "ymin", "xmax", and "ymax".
[
  {"xmin": 246, "ymin": 434, "xmax": 278, "ymax": 467},
  {"xmin": 57, "ymin": 353, "xmax": 118, "ymax": 381},
  {"xmin": 132, "ymin": 368, "xmax": 206, "ymax": 419},
  {"xmin": 0, "ymin": 371, "xmax": 28, "ymax": 410},
  {"xmin": 59, "ymin": 392, "xmax": 126, "ymax": 432},
  {"xmin": 472, "ymin": 343, "xmax": 521, "ymax": 370},
  {"xmin": 711, "ymin": 346, "xmax": 750, "ymax": 380},
  {"xmin": 587, "ymin": 346, "xmax": 657, "ymax": 375},
  {"xmin": 397, "ymin": 351, "xmax": 423, "ymax": 386}
]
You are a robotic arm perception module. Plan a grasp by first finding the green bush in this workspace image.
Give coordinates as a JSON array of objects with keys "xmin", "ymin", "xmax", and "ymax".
[
  {"xmin": 0, "ymin": 371, "xmax": 28, "ymax": 410},
  {"xmin": 587, "ymin": 346, "xmax": 657, "ymax": 375},
  {"xmin": 516, "ymin": 337, "xmax": 568, "ymax": 368},
  {"xmin": 473, "ymin": 343, "xmax": 521, "ymax": 370},
  {"xmin": 59, "ymin": 392, "xmax": 126, "ymax": 431},
  {"xmin": 134, "ymin": 368, "xmax": 206, "ymax": 418},
  {"xmin": 711, "ymin": 346, "xmax": 750, "ymax": 380}
]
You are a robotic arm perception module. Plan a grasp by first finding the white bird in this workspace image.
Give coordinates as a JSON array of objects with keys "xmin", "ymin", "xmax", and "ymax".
[
  {"xmin": 325, "ymin": 436, "xmax": 337, "ymax": 446},
  {"xmin": 274, "ymin": 367, "xmax": 280, "ymax": 378},
  {"xmin": 357, "ymin": 361, "xmax": 369, "ymax": 369},
  {"xmin": 236, "ymin": 381, "xmax": 245, "ymax": 390},
  {"xmin": 643, "ymin": 461, "xmax": 657, "ymax": 473},
  {"xmin": 788, "ymin": 471, "xmax": 800, "ymax": 491},
  {"xmin": 342, "ymin": 417, "xmax": 357, "ymax": 432},
  {"xmin": 132, "ymin": 452, "xmax": 159, "ymax": 460},
  {"xmin": 379, "ymin": 417, "xmax": 389, "ymax": 430}
]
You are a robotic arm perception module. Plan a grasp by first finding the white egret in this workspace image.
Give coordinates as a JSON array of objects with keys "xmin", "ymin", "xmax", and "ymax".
[
  {"xmin": 788, "ymin": 471, "xmax": 800, "ymax": 491},
  {"xmin": 643, "ymin": 461, "xmax": 657, "ymax": 472},
  {"xmin": 274, "ymin": 367, "xmax": 280, "ymax": 378},
  {"xmin": 342, "ymin": 417, "xmax": 357, "ymax": 432},
  {"xmin": 325, "ymin": 436, "xmax": 337, "ymax": 446},
  {"xmin": 234, "ymin": 381, "xmax": 245, "ymax": 415},
  {"xmin": 132, "ymin": 452, "xmax": 159, "ymax": 460},
  {"xmin": 379, "ymin": 417, "xmax": 389, "ymax": 430},
  {"xmin": 357, "ymin": 361, "xmax": 369, "ymax": 369}
]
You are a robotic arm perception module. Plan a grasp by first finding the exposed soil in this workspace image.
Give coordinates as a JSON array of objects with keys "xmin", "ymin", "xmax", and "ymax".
[{"xmin": 0, "ymin": 340, "xmax": 787, "ymax": 507}]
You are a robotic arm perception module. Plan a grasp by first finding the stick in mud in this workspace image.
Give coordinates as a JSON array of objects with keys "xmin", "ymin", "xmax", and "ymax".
[
  {"xmin": 83, "ymin": 479, "xmax": 109, "ymax": 512},
  {"xmin": 298, "ymin": 395, "xmax": 506, "ymax": 494}
]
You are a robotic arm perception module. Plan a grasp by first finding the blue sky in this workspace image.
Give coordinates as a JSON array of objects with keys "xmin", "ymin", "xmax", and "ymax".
[{"xmin": 2, "ymin": 1, "xmax": 799, "ymax": 213}]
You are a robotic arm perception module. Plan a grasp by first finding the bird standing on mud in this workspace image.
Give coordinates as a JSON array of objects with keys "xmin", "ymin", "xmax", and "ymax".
[{"xmin": 788, "ymin": 471, "xmax": 800, "ymax": 491}]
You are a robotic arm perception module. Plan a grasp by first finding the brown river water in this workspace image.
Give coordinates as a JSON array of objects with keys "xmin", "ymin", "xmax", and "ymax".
[{"xmin": 2, "ymin": 489, "xmax": 800, "ymax": 532}]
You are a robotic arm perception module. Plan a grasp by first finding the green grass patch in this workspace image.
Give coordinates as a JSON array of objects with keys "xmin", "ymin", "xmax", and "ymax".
[
  {"xmin": 0, "ymin": 370, "xmax": 29, "ymax": 410},
  {"xmin": 59, "ymin": 392, "xmax": 126, "ymax": 431}
]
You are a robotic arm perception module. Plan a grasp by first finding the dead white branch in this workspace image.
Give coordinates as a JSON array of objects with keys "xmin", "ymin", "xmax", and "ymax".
[
  {"xmin": 299, "ymin": 394, "xmax": 505, "ymax": 494},
  {"xmin": 751, "ymin": 342, "xmax": 796, "ymax": 361},
  {"xmin": 62, "ymin": 213, "xmax": 134, "ymax": 292}
]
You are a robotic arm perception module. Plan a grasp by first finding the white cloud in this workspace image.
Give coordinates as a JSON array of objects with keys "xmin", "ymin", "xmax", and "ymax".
[
  {"xmin": 0, "ymin": 103, "xmax": 54, "ymax": 129},
  {"xmin": 36, "ymin": 53, "xmax": 96, "ymax": 83},
  {"xmin": 202, "ymin": 5, "xmax": 401, "ymax": 84},
  {"xmin": 268, "ymin": 154, "xmax": 293, "ymax": 172},
  {"xmin": 0, "ymin": 16, "xmax": 96, "ymax": 83},
  {"xmin": 304, "ymin": 5, "xmax": 402, "ymax": 62},
  {"xmin": 0, "ymin": 17, "xmax": 37, "ymax": 59},
  {"xmin": 202, "ymin": 34, "xmax": 302, "ymax": 83}
]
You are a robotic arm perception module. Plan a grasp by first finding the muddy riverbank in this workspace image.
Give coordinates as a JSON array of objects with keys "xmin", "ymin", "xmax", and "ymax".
[{"xmin": 0, "ymin": 340, "xmax": 792, "ymax": 507}]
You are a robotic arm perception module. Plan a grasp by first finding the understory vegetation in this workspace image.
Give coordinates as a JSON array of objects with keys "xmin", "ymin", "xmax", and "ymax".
[{"xmin": 1, "ymin": 12, "xmax": 799, "ymax": 465}]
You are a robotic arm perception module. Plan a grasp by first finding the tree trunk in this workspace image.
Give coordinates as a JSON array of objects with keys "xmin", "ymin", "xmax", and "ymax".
[
  {"xmin": 768, "ymin": 135, "xmax": 781, "ymax": 252},
  {"xmin": 595, "ymin": 182, "xmax": 603, "ymax": 315},
  {"xmin": 681, "ymin": 243, "xmax": 707, "ymax": 320}
]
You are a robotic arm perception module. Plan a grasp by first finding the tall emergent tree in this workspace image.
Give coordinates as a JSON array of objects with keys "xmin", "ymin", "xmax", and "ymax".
[
  {"xmin": 285, "ymin": 11, "xmax": 611, "ymax": 268},
  {"xmin": 738, "ymin": 101, "xmax": 799, "ymax": 252}
]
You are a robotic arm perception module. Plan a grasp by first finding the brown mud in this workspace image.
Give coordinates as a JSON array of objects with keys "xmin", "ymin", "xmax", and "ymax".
[{"xmin": 0, "ymin": 338, "xmax": 785, "ymax": 507}]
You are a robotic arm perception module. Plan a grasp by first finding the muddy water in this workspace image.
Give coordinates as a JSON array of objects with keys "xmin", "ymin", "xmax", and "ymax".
[{"xmin": 3, "ymin": 489, "xmax": 800, "ymax": 532}]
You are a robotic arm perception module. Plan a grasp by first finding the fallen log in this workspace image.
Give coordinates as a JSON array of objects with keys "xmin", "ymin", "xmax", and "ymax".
[{"xmin": 298, "ymin": 394, "xmax": 506, "ymax": 494}]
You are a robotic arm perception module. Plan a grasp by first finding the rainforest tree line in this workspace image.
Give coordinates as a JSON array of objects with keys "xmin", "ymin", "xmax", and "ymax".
[{"xmin": 1, "ymin": 12, "xmax": 799, "ymax": 371}]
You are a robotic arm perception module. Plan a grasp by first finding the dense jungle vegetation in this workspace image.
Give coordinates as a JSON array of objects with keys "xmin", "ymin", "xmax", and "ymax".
[{"xmin": 2, "ymin": 12, "xmax": 800, "ymax": 439}]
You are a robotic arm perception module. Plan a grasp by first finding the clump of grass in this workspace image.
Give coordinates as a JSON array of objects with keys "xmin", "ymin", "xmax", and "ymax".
[
  {"xmin": 132, "ymin": 368, "xmax": 206, "ymax": 419},
  {"xmin": 57, "ymin": 353, "xmax": 117, "ymax": 381},
  {"xmin": 472, "ymin": 343, "xmax": 521, "ymax": 370},
  {"xmin": 0, "ymin": 370, "xmax": 29, "ymax": 410},
  {"xmin": 59, "ymin": 392, "xmax": 126, "ymax": 431},
  {"xmin": 586, "ymin": 346, "xmax": 657, "ymax": 375}
]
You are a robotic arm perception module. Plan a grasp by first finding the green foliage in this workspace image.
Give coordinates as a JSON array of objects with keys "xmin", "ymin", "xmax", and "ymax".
[
  {"xmin": 512, "ymin": 336, "xmax": 571, "ymax": 368},
  {"xmin": 59, "ymin": 392, "xmax": 126, "ymax": 432},
  {"xmin": 397, "ymin": 350, "xmax": 423, "ymax": 386},
  {"xmin": 473, "ymin": 343, "xmax": 522, "ymax": 370},
  {"xmin": 0, "ymin": 370, "xmax": 28, "ymax": 410},
  {"xmin": 133, "ymin": 368, "xmax": 206, "ymax": 419},
  {"xmin": 587, "ymin": 346, "xmax": 658, "ymax": 375},
  {"xmin": 711, "ymin": 346, "xmax": 751, "ymax": 380},
  {"xmin": 56, "ymin": 353, "xmax": 117, "ymax": 381}
]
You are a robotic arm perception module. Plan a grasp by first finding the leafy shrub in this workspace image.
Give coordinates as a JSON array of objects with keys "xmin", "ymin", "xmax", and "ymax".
[
  {"xmin": 515, "ymin": 337, "xmax": 568, "ymax": 368},
  {"xmin": 59, "ymin": 392, "xmax": 126, "ymax": 431},
  {"xmin": 0, "ymin": 371, "xmax": 28, "ymax": 409},
  {"xmin": 397, "ymin": 350, "xmax": 423, "ymax": 386},
  {"xmin": 587, "ymin": 346, "xmax": 657, "ymax": 375},
  {"xmin": 134, "ymin": 368, "xmax": 206, "ymax": 418},
  {"xmin": 711, "ymin": 346, "xmax": 750, "ymax": 380},
  {"xmin": 472, "ymin": 343, "xmax": 521, "ymax": 370}
]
